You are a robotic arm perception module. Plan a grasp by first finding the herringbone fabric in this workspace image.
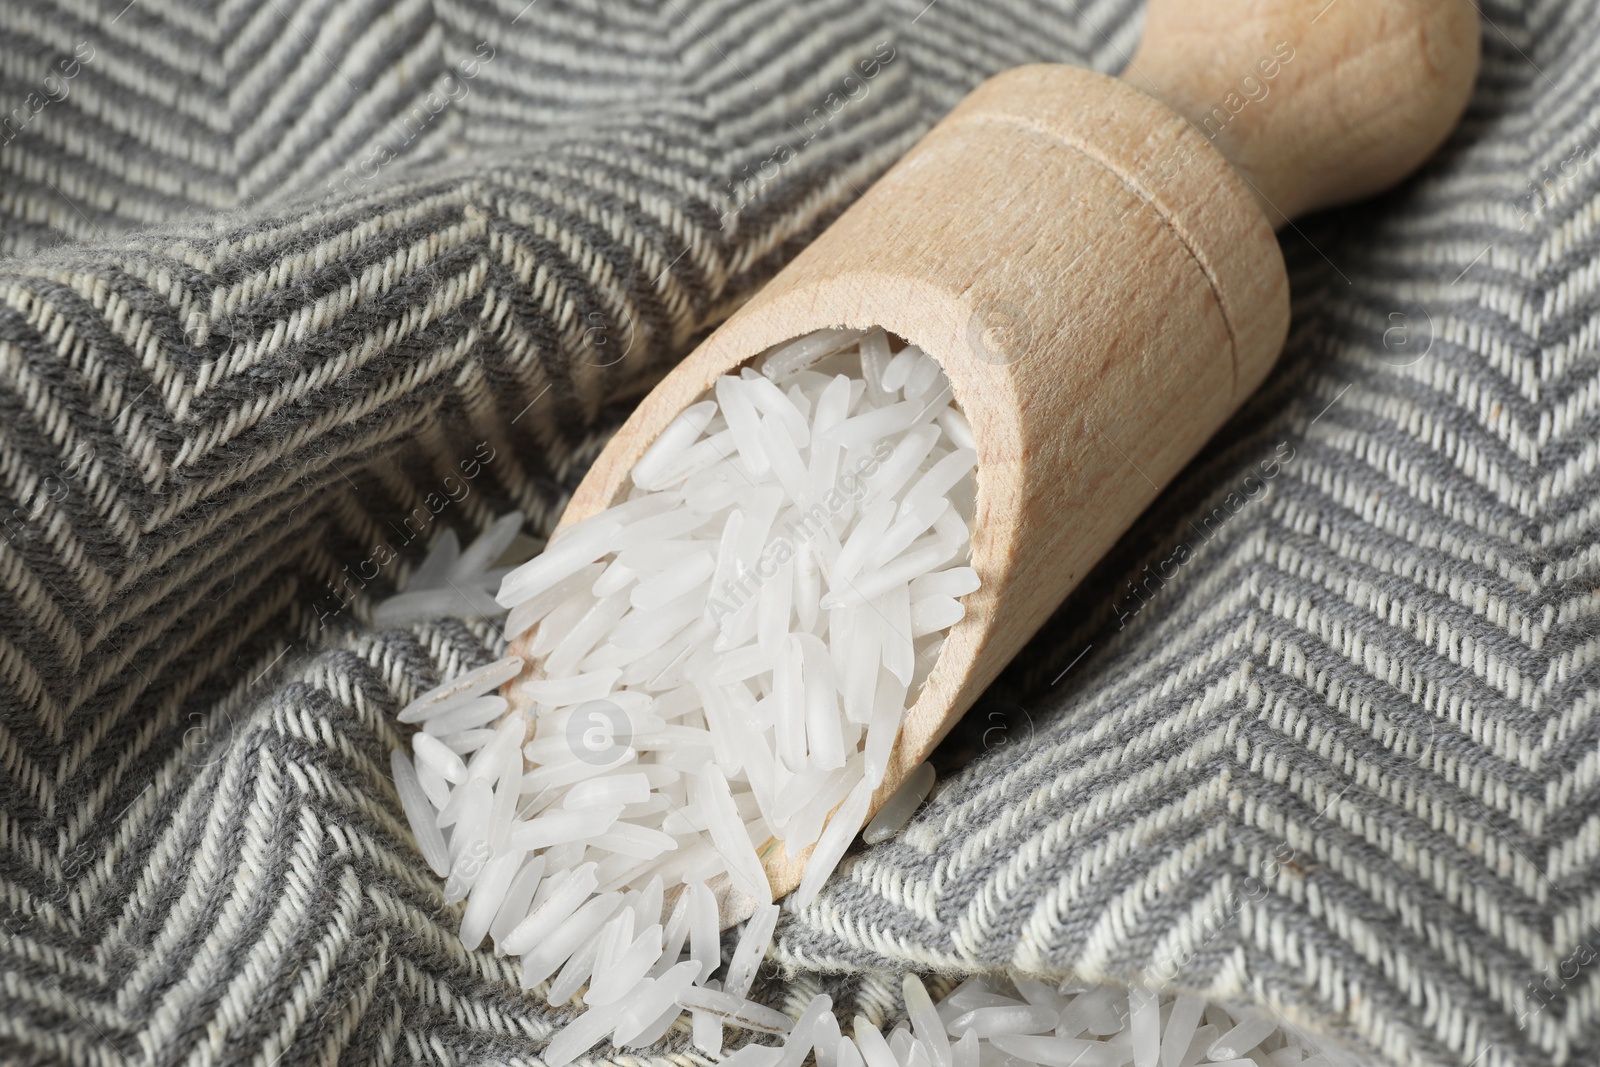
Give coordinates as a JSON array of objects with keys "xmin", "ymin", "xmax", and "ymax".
[{"xmin": 0, "ymin": 0, "xmax": 1590, "ymax": 1064}]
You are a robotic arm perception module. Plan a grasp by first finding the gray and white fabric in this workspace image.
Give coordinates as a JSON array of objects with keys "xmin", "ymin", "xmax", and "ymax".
[{"xmin": 0, "ymin": 0, "xmax": 1587, "ymax": 1064}]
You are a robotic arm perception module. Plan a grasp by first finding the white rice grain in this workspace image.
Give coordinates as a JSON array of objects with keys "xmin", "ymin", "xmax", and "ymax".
[
  {"xmin": 794, "ymin": 774, "xmax": 875, "ymax": 909},
  {"xmin": 499, "ymin": 864, "xmax": 599, "ymax": 955},
  {"xmin": 634, "ymin": 402, "xmax": 719, "ymax": 489},
  {"xmin": 904, "ymin": 975, "xmax": 952, "ymax": 1067},
  {"xmin": 459, "ymin": 848, "xmax": 525, "ymax": 949},
  {"xmin": 698, "ymin": 765, "xmax": 772, "ymax": 902},
  {"xmin": 497, "ymin": 518, "xmax": 622, "ymax": 607},
  {"xmin": 723, "ymin": 902, "xmax": 780, "ymax": 1000},
  {"xmin": 760, "ymin": 328, "xmax": 863, "ymax": 383},
  {"xmin": 778, "ymin": 995, "xmax": 836, "ymax": 1067},
  {"xmin": 862, "ymin": 761, "xmax": 936, "ymax": 845},
  {"xmin": 586, "ymin": 921, "xmax": 663, "ymax": 1005},
  {"xmin": 412, "ymin": 731, "xmax": 468, "ymax": 783},
  {"xmin": 488, "ymin": 856, "xmax": 545, "ymax": 949},
  {"xmin": 396, "ymin": 656, "xmax": 523, "ymax": 723},
  {"xmin": 614, "ymin": 961, "xmax": 704, "ymax": 1045},
  {"xmin": 542, "ymin": 997, "xmax": 626, "ymax": 1067},
  {"xmin": 518, "ymin": 890, "xmax": 624, "ymax": 990},
  {"xmin": 420, "ymin": 694, "xmax": 508, "ymax": 736},
  {"xmin": 678, "ymin": 984, "xmax": 794, "ymax": 1034},
  {"xmin": 1130, "ymin": 986, "xmax": 1160, "ymax": 1067},
  {"xmin": 390, "ymin": 751, "xmax": 451, "ymax": 876}
]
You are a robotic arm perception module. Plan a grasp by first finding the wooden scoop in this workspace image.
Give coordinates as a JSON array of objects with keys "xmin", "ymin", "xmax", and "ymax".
[{"xmin": 505, "ymin": 0, "xmax": 1479, "ymax": 906}]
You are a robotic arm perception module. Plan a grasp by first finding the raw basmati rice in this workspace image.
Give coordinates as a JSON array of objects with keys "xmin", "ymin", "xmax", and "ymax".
[{"xmin": 386, "ymin": 328, "xmax": 1336, "ymax": 1067}]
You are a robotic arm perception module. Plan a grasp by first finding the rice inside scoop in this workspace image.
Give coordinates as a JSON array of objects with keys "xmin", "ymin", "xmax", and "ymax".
[
  {"xmin": 389, "ymin": 328, "xmax": 969, "ymax": 1050},
  {"xmin": 390, "ymin": 327, "xmax": 1342, "ymax": 1067},
  {"xmin": 493, "ymin": 325, "xmax": 978, "ymax": 905}
]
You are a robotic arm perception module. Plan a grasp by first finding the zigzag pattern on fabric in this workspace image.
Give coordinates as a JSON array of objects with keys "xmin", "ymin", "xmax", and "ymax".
[{"xmin": 6, "ymin": 0, "xmax": 1598, "ymax": 1065}]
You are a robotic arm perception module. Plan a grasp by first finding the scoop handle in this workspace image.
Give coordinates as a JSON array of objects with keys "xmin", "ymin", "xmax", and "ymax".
[{"xmin": 1125, "ymin": 0, "xmax": 1480, "ymax": 226}]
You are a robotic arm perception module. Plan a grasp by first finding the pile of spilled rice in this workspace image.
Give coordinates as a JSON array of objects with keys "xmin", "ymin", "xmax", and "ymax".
[{"xmin": 389, "ymin": 328, "xmax": 1332, "ymax": 1067}]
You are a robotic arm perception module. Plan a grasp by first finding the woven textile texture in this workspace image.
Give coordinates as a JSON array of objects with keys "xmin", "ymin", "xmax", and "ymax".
[{"xmin": 0, "ymin": 0, "xmax": 1591, "ymax": 1064}]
